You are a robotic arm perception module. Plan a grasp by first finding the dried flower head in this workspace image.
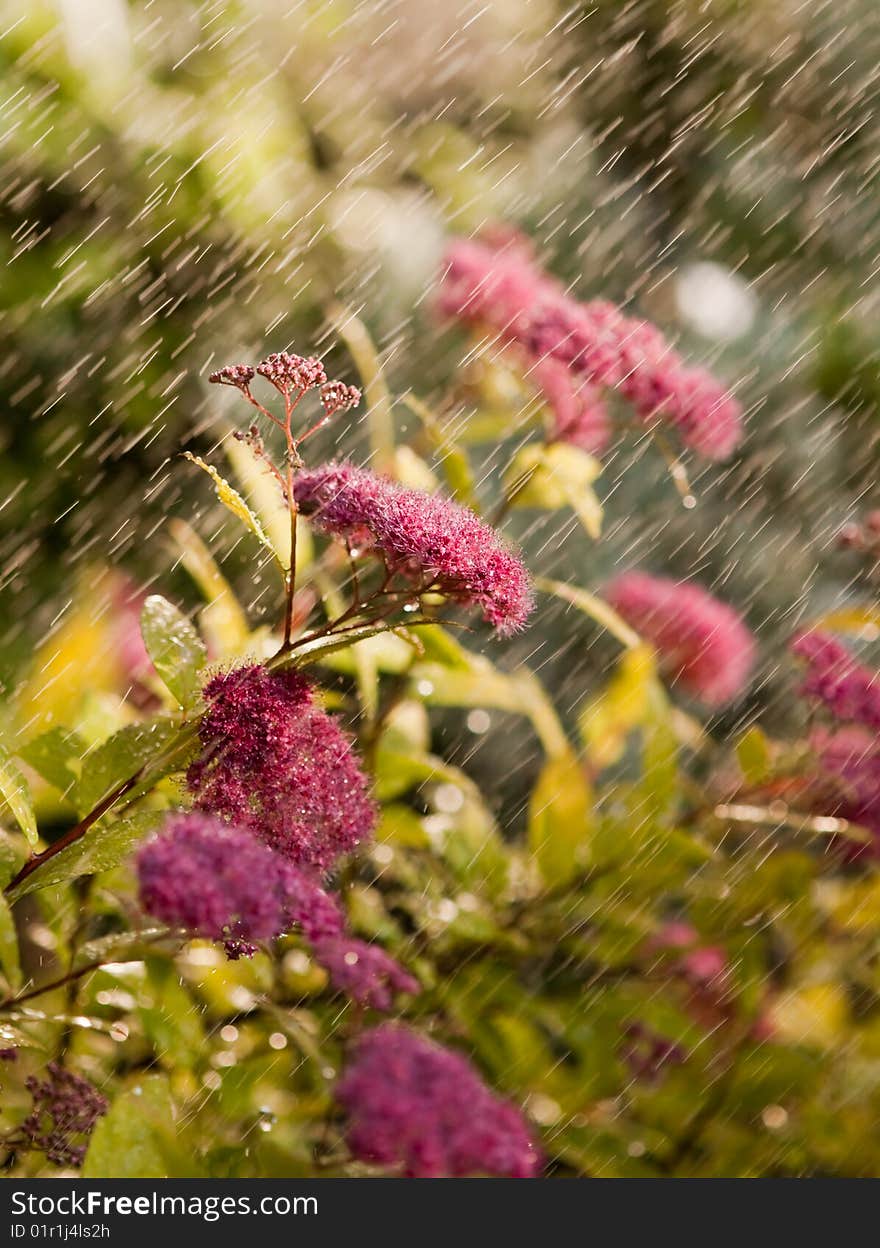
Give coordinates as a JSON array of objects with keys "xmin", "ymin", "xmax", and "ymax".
[
  {"xmin": 294, "ymin": 462, "xmax": 534, "ymax": 634},
  {"xmin": 255, "ymin": 351, "xmax": 327, "ymax": 395},
  {"xmin": 21, "ymin": 1063, "xmax": 108, "ymax": 1168},
  {"xmin": 312, "ymin": 937, "xmax": 419, "ymax": 1011},
  {"xmin": 208, "ymin": 364, "xmax": 255, "ymax": 391},
  {"xmin": 320, "ymin": 380, "xmax": 361, "ymax": 415},
  {"xmin": 791, "ymin": 630, "xmax": 880, "ymax": 729},
  {"xmin": 604, "ymin": 571, "xmax": 756, "ymax": 705},
  {"xmin": 137, "ymin": 812, "xmax": 342, "ymax": 952},
  {"xmin": 187, "ymin": 665, "xmax": 376, "ymax": 873},
  {"xmin": 336, "ymin": 1024, "xmax": 541, "ymax": 1177}
]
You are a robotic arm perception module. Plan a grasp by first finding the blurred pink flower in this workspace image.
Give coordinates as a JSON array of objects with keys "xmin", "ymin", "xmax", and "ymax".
[{"xmin": 604, "ymin": 571, "xmax": 756, "ymax": 705}]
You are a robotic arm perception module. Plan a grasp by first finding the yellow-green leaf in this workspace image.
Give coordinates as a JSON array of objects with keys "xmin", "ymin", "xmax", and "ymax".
[
  {"xmin": 184, "ymin": 452, "xmax": 286, "ymax": 573},
  {"xmin": 736, "ymin": 725, "xmax": 772, "ymax": 785},
  {"xmin": 505, "ymin": 443, "xmax": 604, "ymax": 538},
  {"xmin": 0, "ymin": 744, "xmax": 38, "ymax": 846},
  {"xmin": 170, "ymin": 519, "xmax": 250, "ymax": 655},
  {"xmin": 0, "ymin": 893, "xmax": 21, "ymax": 992},
  {"xmin": 140, "ymin": 595, "xmax": 206, "ymax": 710},
  {"xmin": 528, "ymin": 749, "xmax": 595, "ymax": 888}
]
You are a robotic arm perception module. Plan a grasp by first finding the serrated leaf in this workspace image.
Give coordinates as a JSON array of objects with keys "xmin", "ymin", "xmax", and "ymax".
[
  {"xmin": 76, "ymin": 925, "xmax": 170, "ymax": 968},
  {"xmin": 7, "ymin": 811, "xmax": 164, "ymax": 901},
  {"xmin": 17, "ymin": 727, "xmax": 86, "ymax": 800},
  {"xmin": 83, "ymin": 1074, "xmax": 178, "ymax": 1178},
  {"xmin": 140, "ymin": 595, "xmax": 207, "ymax": 709},
  {"xmin": 74, "ymin": 718, "xmax": 179, "ymax": 816},
  {"xmin": 0, "ymin": 744, "xmax": 38, "ymax": 845},
  {"xmin": 0, "ymin": 893, "xmax": 21, "ymax": 992},
  {"xmin": 184, "ymin": 452, "xmax": 286, "ymax": 572},
  {"xmin": 528, "ymin": 749, "xmax": 595, "ymax": 888}
]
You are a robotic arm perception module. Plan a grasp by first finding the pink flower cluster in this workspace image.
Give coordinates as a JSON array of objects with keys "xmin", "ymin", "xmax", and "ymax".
[
  {"xmin": 294, "ymin": 462, "xmax": 533, "ymax": 634},
  {"xmin": 136, "ymin": 813, "xmax": 344, "ymax": 955},
  {"xmin": 335, "ymin": 1024, "xmax": 541, "ymax": 1178},
  {"xmin": 137, "ymin": 812, "xmax": 419, "ymax": 1004},
  {"xmin": 437, "ymin": 231, "xmax": 743, "ymax": 460},
  {"xmin": 187, "ymin": 665, "xmax": 377, "ymax": 873},
  {"xmin": 791, "ymin": 631, "xmax": 880, "ymax": 730},
  {"xmin": 604, "ymin": 571, "xmax": 756, "ymax": 705},
  {"xmin": 311, "ymin": 937, "xmax": 419, "ymax": 1011},
  {"xmin": 792, "ymin": 633, "xmax": 880, "ymax": 855},
  {"xmin": 22, "ymin": 1063, "xmax": 108, "ymax": 1168}
]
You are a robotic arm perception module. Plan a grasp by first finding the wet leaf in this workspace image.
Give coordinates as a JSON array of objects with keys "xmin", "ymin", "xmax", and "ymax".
[
  {"xmin": 0, "ymin": 744, "xmax": 38, "ymax": 846},
  {"xmin": 83, "ymin": 1074, "xmax": 181, "ymax": 1178},
  {"xmin": 505, "ymin": 443, "xmax": 603, "ymax": 538},
  {"xmin": 7, "ymin": 811, "xmax": 164, "ymax": 900},
  {"xmin": 17, "ymin": 727, "xmax": 86, "ymax": 801},
  {"xmin": 140, "ymin": 595, "xmax": 207, "ymax": 710},
  {"xmin": 329, "ymin": 304, "xmax": 394, "ymax": 472},
  {"xmin": 74, "ymin": 718, "xmax": 180, "ymax": 816}
]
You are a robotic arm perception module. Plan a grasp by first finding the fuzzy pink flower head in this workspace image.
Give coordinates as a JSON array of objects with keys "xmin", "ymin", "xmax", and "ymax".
[
  {"xmin": 604, "ymin": 572, "xmax": 756, "ymax": 706},
  {"xmin": 312, "ymin": 937, "xmax": 419, "ymax": 1011},
  {"xmin": 791, "ymin": 630, "xmax": 880, "ymax": 730},
  {"xmin": 294, "ymin": 462, "xmax": 533, "ymax": 634},
  {"xmin": 436, "ymin": 235, "xmax": 555, "ymax": 334},
  {"xmin": 187, "ymin": 664, "xmax": 376, "ymax": 873},
  {"xmin": 22, "ymin": 1063, "xmax": 108, "ymax": 1169},
  {"xmin": 137, "ymin": 812, "xmax": 343, "ymax": 954},
  {"xmin": 335, "ymin": 1024, "xmax": 541, "ymax": 1178},
  {"xmin": 256, "ymin": 351, "xmax": 327, "ymax": 395}
]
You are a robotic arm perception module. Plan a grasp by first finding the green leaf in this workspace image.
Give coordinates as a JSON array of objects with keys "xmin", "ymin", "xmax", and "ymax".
[
  {"xmin": 330, "ymin": 303, "xmax": 394, "ymax": 473},
  {"xmin": 281, "ymin": 621, "xmax": 434, "ymax": 668},
  {"xmin": 0, "ymin": 831, "xmax": 24, "ymax": 888},
  {"xmin": 140, "ymin": 595, "xmax": 207, "ymax": 709},
  {"xmin": 736, "ymin": 725, "xmax": 772, "ymax": 785},
  {"xmin": 0, "ymin": 893, "xmax": 21, "ymax": 992},
  {"xmin": 74, "ymin": 718, "xmax": 179, "ymax": 816},
  {"xmin": 505, "ymin": 443, "xmax": 604, "ymax": 538},
  {"xmin": 528, "ymin": 749, "xmax": 595, "ymax": 888},
  {"xmin": 0, "ymin": 744, "xmax": 38, "ymax": 846},
  {"xmin": 579, "ymin": 645, "xmax": 658, "ymax": 770},
  {"xmin": 184, "ymin": 452, "xmax": 286, "ymax": 572},
  {"xmin": 7, "ymin": 811, "xmax": 164, "ymax": 900},
  {"xmin": 83, "ymin": 1075, "xmax": 180, "ymax": 1178},
  {"xmin": 18, "ymin": 727, "xmax": 86, "ymax": 800}
]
